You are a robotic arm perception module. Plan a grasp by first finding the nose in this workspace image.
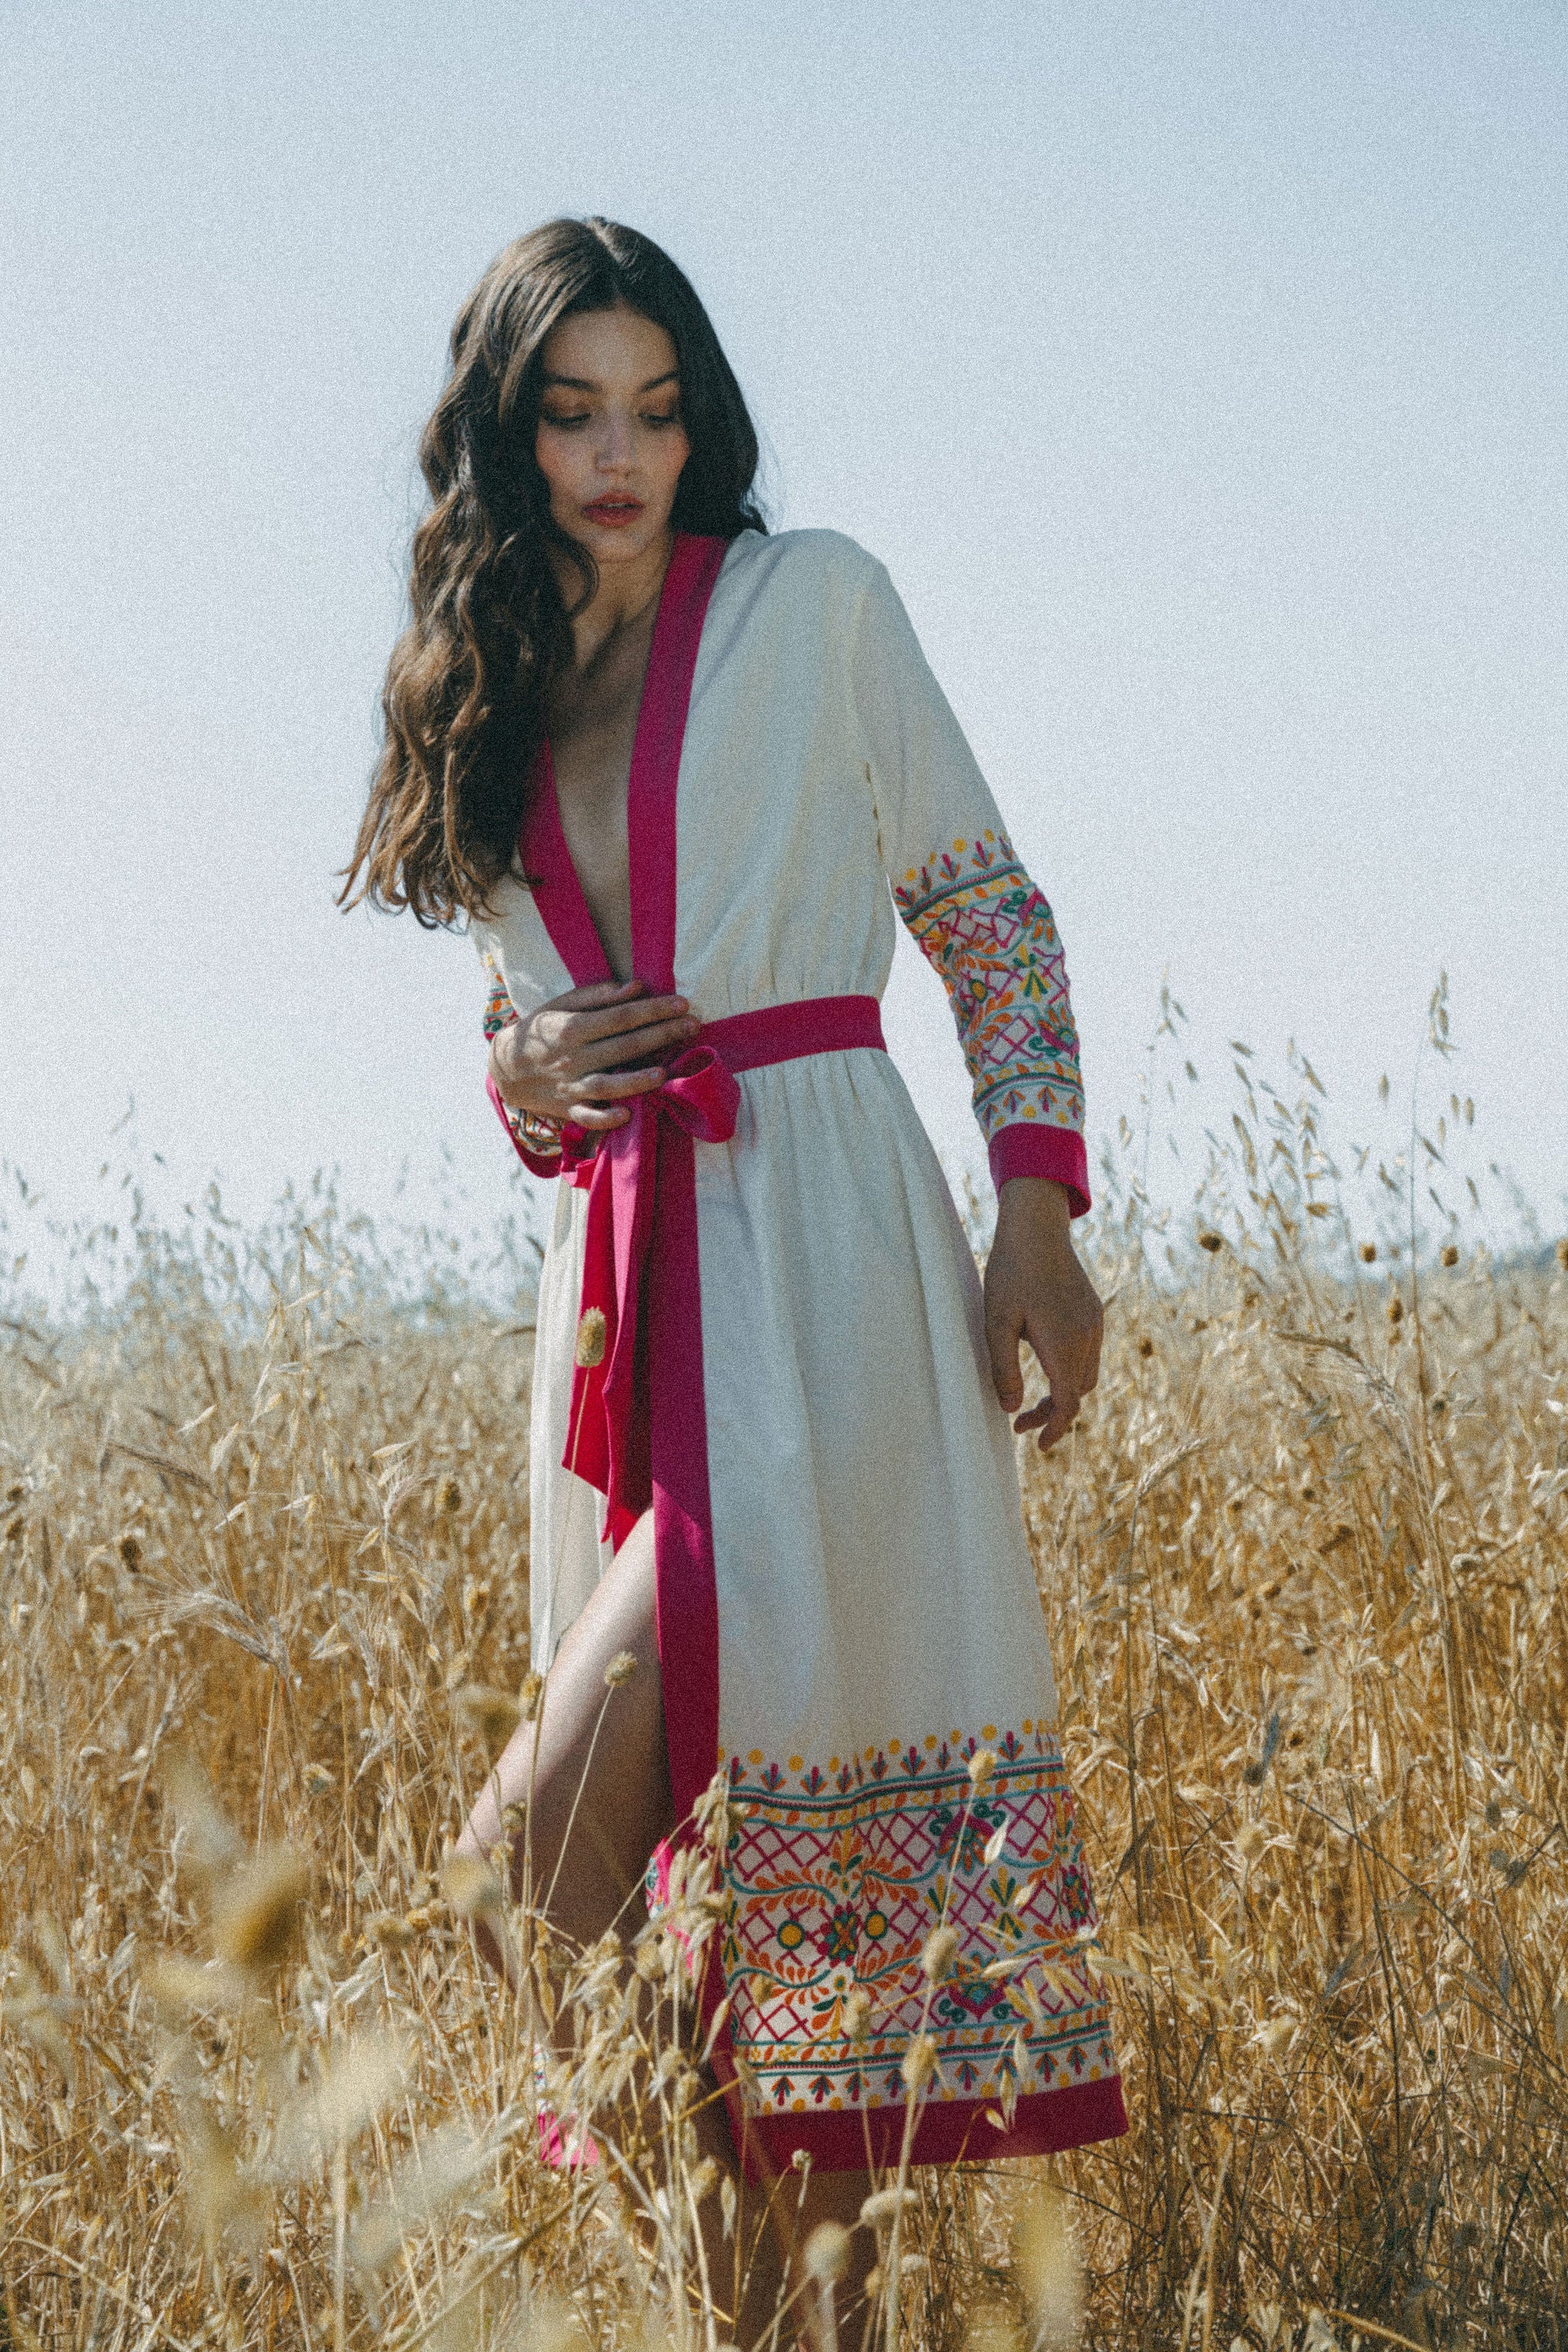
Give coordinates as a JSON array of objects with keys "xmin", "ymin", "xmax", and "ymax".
[{"xmin": 596, "ymin": 410, "xmax": 635, "ymax": 472}]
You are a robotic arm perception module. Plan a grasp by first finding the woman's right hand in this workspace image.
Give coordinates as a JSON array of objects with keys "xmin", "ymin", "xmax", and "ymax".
[{"xmin": 488, "ymin": 979, "xmax": 700, "ymax": 1132}]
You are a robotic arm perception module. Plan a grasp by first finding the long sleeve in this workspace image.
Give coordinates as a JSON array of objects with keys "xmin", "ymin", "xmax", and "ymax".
[
  {"xmin": 848, "ymin": 560, "xmax": 1090, "ymax": 1217},
  {"xmin": 480, "ymin": 952, "xmax": 567, "ymax": 1178}
]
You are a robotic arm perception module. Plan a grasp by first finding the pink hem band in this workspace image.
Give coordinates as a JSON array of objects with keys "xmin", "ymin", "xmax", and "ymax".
[
  {"xmin": 988, "ymin": 1122, "xmax": 1091, "ymax": 1217},
  {"xmin": 737, "ymin": 2073, "xmax": 1128, "ymax": 2180}
]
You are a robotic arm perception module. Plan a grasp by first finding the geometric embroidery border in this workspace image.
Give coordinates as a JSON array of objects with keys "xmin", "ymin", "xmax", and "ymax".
[{"xmin": 717, "ymin": 1718, "xmax": 1117, "ymax": 2118}]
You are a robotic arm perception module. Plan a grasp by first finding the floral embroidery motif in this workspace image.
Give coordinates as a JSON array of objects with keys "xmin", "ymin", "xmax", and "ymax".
[
  {"xmin": 708, "ymin": 1717, "xmax": 1117, "ymax": 2120},
  {"xmin": 893, "ymin": 832, "xmax": 1083, "ymax": 1142},
  {"xmin": 482, "ymin": 956, "xmax": 564, "ymax": 1163}
]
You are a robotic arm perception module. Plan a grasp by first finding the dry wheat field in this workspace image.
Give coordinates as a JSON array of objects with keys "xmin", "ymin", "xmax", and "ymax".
[{"xmin": 3, "ymin": 1028, "xmax": 1566, "ymax": 2352}]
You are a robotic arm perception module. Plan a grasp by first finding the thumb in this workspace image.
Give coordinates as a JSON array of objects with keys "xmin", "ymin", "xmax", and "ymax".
[{"xmin": 985, "ymin": 1302, "xmax": 1025, "ymax": 1414}]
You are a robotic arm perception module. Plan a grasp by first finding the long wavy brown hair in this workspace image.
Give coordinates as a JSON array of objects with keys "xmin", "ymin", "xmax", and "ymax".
[{"xmin": 341, "ymin": 218, "xmax": 766, "ymax": 927}]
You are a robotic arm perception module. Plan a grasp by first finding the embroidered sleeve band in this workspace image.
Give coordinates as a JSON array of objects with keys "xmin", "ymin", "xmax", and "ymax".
[{"xmin": 893, "ymin": 831, "xmax": 1089, "ymax": 1215}]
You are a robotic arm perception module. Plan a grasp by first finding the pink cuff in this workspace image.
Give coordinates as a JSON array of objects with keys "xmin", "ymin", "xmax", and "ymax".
[
  {"xmin": 988, "ymin": 1123, "xmax": 1091, "ymax": 1219},
  {"xmin": 485, "ymin": 1072, "xmax": 565, "ymax": 1178}
]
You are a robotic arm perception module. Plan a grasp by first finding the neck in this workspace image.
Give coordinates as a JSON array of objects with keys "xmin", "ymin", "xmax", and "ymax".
[{"xmin": 557, "ymin": 526, "xmax": 677, "ymax": 675}]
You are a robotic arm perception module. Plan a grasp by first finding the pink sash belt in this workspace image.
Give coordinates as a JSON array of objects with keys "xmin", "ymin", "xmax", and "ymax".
[{"xmin": 558, "ymin": 993, "xmax": 885, "ymax": 1546}]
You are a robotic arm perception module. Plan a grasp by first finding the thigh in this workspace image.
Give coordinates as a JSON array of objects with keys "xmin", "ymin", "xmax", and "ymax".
[{"xmin": 459, "ymin": 1510, "xmax": 673, "ymax": 1954}]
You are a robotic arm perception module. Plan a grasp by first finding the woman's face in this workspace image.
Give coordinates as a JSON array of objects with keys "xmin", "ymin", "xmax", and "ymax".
[{"xmin": 534, "ymin": 304, "xmax": 691, "ymax": 570}]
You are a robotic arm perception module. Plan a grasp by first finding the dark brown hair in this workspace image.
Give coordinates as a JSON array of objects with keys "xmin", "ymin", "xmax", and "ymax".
[{"xmin": 341, "ymin": 217, "xmax": 766, "ymax": 926}]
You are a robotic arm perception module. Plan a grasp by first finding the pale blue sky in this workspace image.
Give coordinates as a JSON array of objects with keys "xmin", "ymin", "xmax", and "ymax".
[{"xmin": 3, "ymin": 0, "xmax": 1564, "ymax": 1269}]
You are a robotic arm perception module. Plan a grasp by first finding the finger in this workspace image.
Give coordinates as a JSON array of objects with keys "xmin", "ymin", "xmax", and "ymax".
[
  {"xmin": 563, "ymin": 992, "xmax": 691, "ymax": 1047},
  {"xmin": 569, "ymin": 1015, "xmax": 699, "ymax": 1074},
  {"xmin": 1031, "ymin": 1396, "xmax": 1083, "ymax": 1453},
  {"xmin": 1013, "ymin": 1315, "xmax": 1088, "ymax": 1435},
  {"xmin": 984, "ymin": 1308, "xmax": 1025, "ymax": 1415},
  {"xmin": 567, "ymin": 1102, "xmax": 633, "ymax": 1132},
  {"xmin": 569, "ymin": 1067, "xmax": 668, "ymax": 1102},
  {"xmin": 1016, "ymin": 1385, "xmax": 1080, "ymax": 1440}
]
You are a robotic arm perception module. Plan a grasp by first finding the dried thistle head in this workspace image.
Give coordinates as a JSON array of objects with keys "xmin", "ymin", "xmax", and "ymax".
[
  {"xmin": 1137, "ymin": 1334, "xmax": 1154, "ymax": 1357},
  {"xmin": 575, "ymin": 1308, "xmax": 608, "ymax": 1368},
  {"xmin": 1197, "ymin": 1230, "xmax": 1223, "ymax": 1254},
  {"xmin": 212, "ymin": 1845, "xmax": 309, "ymax": 1979},
  {"xmin": 365, "ymin": 1911, "xmax": 418, "ymax": 1952},
  {"xmin": 433, "ymin": 1472, "xmax": 462, "ymax": 1518},
  {"xmin": 901, "ymin": 2031, "xmax": 937, "ymax": 2092},
  {"xmin": 116, "ymin": 1529, "xmax": 144, "ymax": 1572},
  {"xmin": 1387, "ymin": 1294, "xmax": 1403, "ymax": 1323},
  {"xmin": 441, "ymin": 1854, "xmax": 503, "ymax": 1921},
  {"xmin": 805, "ymin": 2220, "xmax": 851, "ymax": 2285},
  {"xmin": 452, "ymin": 1683, "xmax": 521, "ymax": 1751},
  {"xmin": 860, "ymin": 2186, "xmax": 916, "ymax": 2230},
  {"xmin": 1360, "ymin": 1241, "xmax": 1377, "ymax": 1263},
  {"xmin": 921, "ymin": 1925, "xmax": 960, "ymax": 1983},
  {"xmin": 603, "ymin": 1650, "xmax": 638, "ymax": 1688},
  {"xmin": 1440, "ymin": 1243, "xmax": 1459, "ymax": 1267}
]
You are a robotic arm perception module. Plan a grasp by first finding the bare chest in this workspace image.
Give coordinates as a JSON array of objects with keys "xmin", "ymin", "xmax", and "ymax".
[{"xmin": 546, "ymin": 635, "xmax": 653, "ymax": 982}]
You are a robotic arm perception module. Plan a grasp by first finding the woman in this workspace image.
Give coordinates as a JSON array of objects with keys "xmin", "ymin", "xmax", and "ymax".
[{"xmin": 345, "ymin": 216, "xmax": 1124, "ymax": 2322}]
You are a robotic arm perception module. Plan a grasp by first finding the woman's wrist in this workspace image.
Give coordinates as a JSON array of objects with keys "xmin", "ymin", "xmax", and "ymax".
[{"xmin": 995, "ymin": 1175, "xmax": 1073, "ymax": 1236}]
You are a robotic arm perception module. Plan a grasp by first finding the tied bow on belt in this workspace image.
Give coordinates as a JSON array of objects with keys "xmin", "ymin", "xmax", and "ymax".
[
  {"xmin": 550, "ymin": 994, "xmax": 886, "ymax": 1552},
  {"xmin": 558, "ymin": 1041, "xmax": 739, "ymax": 1550}
]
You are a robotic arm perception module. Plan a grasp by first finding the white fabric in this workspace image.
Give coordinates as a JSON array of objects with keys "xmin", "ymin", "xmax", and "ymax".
[{"xmin": 474, "ymin": 529, "xmax": 1060, "ymax": 1766}]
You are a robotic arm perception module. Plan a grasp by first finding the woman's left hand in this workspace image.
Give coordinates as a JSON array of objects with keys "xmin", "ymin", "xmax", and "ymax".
[{"xmin": 983, "ymin": 1178, "xmax": 1104, "ymax": 1452}]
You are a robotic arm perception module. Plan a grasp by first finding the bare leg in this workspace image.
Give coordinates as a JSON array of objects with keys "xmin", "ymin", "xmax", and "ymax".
[
  {"xmin": 456, "ymin": 1517, "xmax": 801, "ymax": 2339},
  {"xmin": 774, "ymin": 2162, "xmax": 878, "ymax": 2351},
  {"xmin": 457, "ymin": 1509, "xmax": 671, "ymax": 1947}
]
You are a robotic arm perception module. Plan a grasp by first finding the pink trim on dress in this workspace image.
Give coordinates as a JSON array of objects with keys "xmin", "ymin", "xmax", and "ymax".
[
  {"xmin": 509, "ymin": 534, "xmax": 734, "ymax": 1838},
  {"xmin": 553, "ymin": 999, "xmax": 887, "ymax": 1553},
  {"xmin": 988, "ymin": 1122, "xmax": 1091, "ymax": 1217},
  {"xmin": 745, "ymin": 2074, "xmax": 1128, "ymax": 2174}
]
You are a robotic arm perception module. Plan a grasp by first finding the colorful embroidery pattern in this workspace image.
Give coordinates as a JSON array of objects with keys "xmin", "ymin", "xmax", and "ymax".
[
  {"xmin": 481, "ymin": 956, "xmax": 563, "ymax": 1162},
  {"xmin": 714, "ymin": 1718, "xmax": 1116, "ymax": 2119},
  {"xmin": 893, "ymin": 834, "xmax": 1083, "ymax": 1141}
]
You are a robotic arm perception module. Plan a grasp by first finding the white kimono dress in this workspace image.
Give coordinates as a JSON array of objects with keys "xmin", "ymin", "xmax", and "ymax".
[{"xmin": 473, "ymin": 528, "xmax": 1125, "ymax": 2174}]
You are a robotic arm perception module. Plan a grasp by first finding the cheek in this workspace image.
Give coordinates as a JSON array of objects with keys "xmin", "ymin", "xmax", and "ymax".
[
  {"xmin": 657, "ymin": 430, "xmax": 692, "ymax": 498},
  {"xmin": 534, "ymin": 430, "xmax": 586, "ymax": 506}
]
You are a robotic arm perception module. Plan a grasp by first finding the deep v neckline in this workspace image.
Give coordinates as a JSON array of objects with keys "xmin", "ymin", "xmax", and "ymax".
[{"xmin": 520, "ymin": 534, "xmax": 728, "ymax": 995}]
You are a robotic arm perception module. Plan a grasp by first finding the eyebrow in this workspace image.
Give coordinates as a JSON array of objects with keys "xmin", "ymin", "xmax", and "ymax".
[{"xmin": 541, "ymin": 370, "xmax": 680, "ymax": 394}]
